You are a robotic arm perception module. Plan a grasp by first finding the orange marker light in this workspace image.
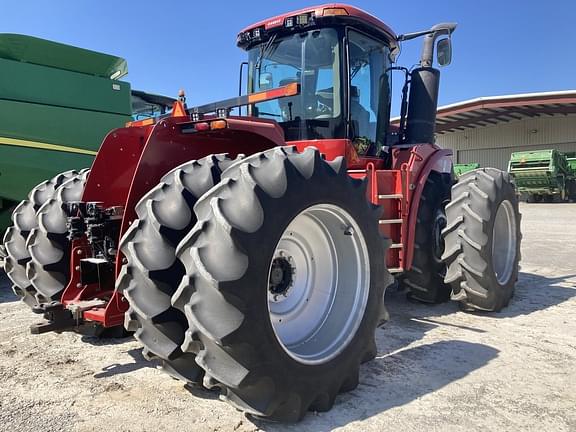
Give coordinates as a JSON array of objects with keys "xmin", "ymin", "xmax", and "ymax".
[
  {"xmin": 322, "ymin": 7, "xmax": 349, "ymax": 16},
  {"xmin": 125, "ymin": 118, "xmax": 155, "ymax": 128},
  {"xmin": 210, "ymin": 120, "xmax": 227, "ymax": 130}
]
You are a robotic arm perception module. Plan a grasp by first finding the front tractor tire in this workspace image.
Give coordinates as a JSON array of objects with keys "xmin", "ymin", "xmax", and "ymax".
[
  {"xmin": 172, "ymin": 147, "xmax": 389, "ymax": 422},
  {"xmin": 442, "ymin": 168, "xmax": 521, "ymax": 312}
]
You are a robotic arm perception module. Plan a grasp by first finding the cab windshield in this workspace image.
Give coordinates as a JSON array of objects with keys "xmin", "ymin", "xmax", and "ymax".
[{"xmin": 248, "ymin": 28, "xmax": 343, "ymax": 141}]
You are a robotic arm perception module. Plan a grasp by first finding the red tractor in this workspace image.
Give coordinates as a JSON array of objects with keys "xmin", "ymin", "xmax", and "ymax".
[{"xmin": 2, "ymin": 4, "xmax": 521, "ymax": 422}]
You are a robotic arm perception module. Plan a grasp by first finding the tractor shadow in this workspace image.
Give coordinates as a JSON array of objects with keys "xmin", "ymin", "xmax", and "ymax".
[
  {"xmin": 491, "ymin": 271, "xmax": 576, "ymax": 318},
  {"xmin": 251, "ymin": 271, "xmax": 575, "ymax": 431},
  {"xmin": 93, "ymin": 347, "xmax": 159, "ymax": 379},
  {"xmin": 380, "ymin": 270, "xmax": 576, "ymax": 328},
  {"xmin": 252, "ymin": 290, "xmax": 495, "ymax": 432},
  {"xmin": 253, "ymin": 340, "xmax": 499, "ymax": 432}
]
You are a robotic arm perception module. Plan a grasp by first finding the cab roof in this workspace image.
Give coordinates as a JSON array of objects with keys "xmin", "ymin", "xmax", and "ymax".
[{"xmin": 239, "ymin": 3, "xmax": 397, "ymax": 49}]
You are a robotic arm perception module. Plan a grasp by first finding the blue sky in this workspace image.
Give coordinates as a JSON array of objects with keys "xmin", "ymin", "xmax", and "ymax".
[{"xmin": 3, "ymin": 1, "xmax": 575, "ymax": 113}]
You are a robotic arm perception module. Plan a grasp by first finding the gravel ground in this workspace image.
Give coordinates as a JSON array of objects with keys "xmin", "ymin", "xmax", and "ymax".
[{"xmin": 0, "ymin": 202, "xmax": 575, "ymax": 432}]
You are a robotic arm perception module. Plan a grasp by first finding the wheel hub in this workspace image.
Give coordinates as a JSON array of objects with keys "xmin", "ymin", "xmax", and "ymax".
[
  {"xmin": 269, "ymin": 256, "xmax": 294, "ymax": 299},
  {"xmin": 432, "ymin": 209, "xmax": 447, "ymax": 264}
]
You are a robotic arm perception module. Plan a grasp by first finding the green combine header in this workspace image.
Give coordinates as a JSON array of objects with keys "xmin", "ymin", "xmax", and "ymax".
[
  {"xmin": 508, "ymin": 149, "xmax": 576, "ymax": 202},
  {"xmin": 0, "ymin": 34, "xmax": 174, "ymax": 232}
]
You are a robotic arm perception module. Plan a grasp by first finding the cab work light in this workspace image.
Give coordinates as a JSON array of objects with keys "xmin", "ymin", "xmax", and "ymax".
[{"xmin": 296, "ymin": 13, "xmax": 311, "ymax": 25}]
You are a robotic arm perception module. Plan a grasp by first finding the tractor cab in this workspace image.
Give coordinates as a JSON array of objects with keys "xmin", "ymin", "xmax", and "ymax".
[{"xmin": 238, "ymin": 5, "xmax": 397, "ymax": 157}]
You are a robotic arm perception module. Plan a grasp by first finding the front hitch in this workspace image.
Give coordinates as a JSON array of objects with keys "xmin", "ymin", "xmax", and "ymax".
[{"xmin": 30, "ymin": 299, "xmax": 109, "ymax": 336}]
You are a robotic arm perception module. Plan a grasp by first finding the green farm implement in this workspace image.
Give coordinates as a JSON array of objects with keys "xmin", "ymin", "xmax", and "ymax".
[
  {"xmin": 454, "ymin": 162, "xmax": 480, "ymax": 177},
  {"xmin": 0, "ymin": 34, "xmax": 173, "ymax": 234},
  {"xmin": 508, "ymin": 149, "xmax": 576, "ymax": 202}
]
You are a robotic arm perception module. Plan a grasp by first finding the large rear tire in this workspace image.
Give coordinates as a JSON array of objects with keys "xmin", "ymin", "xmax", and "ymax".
[
  {"xmin": 27, "ymin": 170, "xmax": 90, "ymax": 301},
  {"xmin": 442, "ymin": 168, "xmax": 521, "ymax": 312},
  {"xmin": 402, "ymin": 172, "xmax": 452, "ymax": 303},
  {"xmin": 172, "ymin": 147, "xmax": 389, "ymax": 421},
  {"xmin": 3, "ymin": 170, "xmax": 80, "ymax": 307},
  {"xmin": 118, "ymin": 154, "xmax": 242, "ymax": 384}
]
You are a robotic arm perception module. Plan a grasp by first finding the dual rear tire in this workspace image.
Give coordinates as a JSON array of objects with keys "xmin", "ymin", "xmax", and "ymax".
[
  {"xmin": 403, "ymin": 167, "xmax": 521, "ymax": 313},
  {"xmin": 442, "ymin": 168, "xmax": 521, "ymax": 311}
]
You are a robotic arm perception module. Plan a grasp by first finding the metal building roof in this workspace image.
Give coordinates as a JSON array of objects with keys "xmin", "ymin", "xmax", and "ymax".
[
  {"xmin": 434, "ymin": 90, "xmax": 576, "ymax": 134},
  {"xmin": 392, "ymin": 90, "xmax": 576, "ymax": 134}
]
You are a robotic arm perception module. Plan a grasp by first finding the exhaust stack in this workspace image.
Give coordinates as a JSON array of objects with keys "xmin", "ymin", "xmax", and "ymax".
[{"xmin": 400, "ymin": 23, "xmax": 457, "ymax": 144}]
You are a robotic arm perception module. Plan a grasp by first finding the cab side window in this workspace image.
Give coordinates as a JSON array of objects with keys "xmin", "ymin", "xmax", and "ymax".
[{"xmin": 348, "ymin": 30, "xmax": 391, "ymax": 156}]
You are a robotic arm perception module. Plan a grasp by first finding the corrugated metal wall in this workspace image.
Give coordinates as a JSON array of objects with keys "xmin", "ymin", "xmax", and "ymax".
[{"xmin": 436, "ymin": 115, "xmax": 576, "ymax": 170}]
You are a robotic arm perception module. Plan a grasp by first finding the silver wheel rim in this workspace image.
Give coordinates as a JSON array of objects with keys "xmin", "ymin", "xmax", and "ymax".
[
  {"xmin": 267, "ymin": 204, "xmax": 370, "ymax": 365},
  {"xmin": 492, "ymin": 200, "xmax": 517, "ymax": 285}
]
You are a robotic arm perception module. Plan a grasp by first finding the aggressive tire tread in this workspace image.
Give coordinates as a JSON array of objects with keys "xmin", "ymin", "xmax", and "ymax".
[
  {"xmin": 172, "ymin": 146, "xmax": 389, "ymax": 421},
  {"xmin": 118, "ymin": 153, "xmax": 242, "ymax": 384},
  {"xmin": 26, "ymin": 169, "xmax": 90, "ymax": 301},
  {"xmin": 3, "ymin": 170, "xmax": 81, "ymax": 307},
  {"xmin": 442, "ymin": 168, "xmax": 521, "ymax": 312}
]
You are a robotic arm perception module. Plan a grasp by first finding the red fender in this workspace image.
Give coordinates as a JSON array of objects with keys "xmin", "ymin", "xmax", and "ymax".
[{"xmin": 393, "ymin": 144, "xmax": 453, "ymax": 271}]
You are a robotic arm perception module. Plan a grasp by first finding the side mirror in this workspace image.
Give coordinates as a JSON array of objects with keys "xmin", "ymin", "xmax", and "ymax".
[
  {"xmin": 436, "ymin": 38, "xmax": 452, "ymax": 66},
  {"xmin": 259, "ymin": 72, "xmax": 273, "ymax": 90}
]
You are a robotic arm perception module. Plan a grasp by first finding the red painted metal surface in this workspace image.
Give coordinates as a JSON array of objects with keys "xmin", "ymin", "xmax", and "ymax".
[
  {"xmin": 59, "ymin": 240, "xmax": 124, "ymax": 327},
  {"xmin": 291, "ymin": 138, "xmax": 386, "ymax": 170},
  {"xmin": 116, "ymin": 116, "xmax": 285, "ymax": 267},
  {"xmin": 82, "ymin": 126, "xmax": 152, "ymax": 206},
  {"xmin": 70, "ymin": 116, "xmax": 284, "ymax": 327},
  {"xmin": 61, "ymin": 241, "xmax": 91, "ymax": 306},
  {"xmin": 389, "ymin": 144, "xmax": 452, "ymax": 270},
  {"xmin": 346, "ymin": 144, "xmax": 453, "ymax": 271}
]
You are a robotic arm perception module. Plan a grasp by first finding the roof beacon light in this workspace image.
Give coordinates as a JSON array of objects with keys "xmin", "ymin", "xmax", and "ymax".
[{"xmin": 322, "ymin": 7, "xmax": 349, "ymax": 16}]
